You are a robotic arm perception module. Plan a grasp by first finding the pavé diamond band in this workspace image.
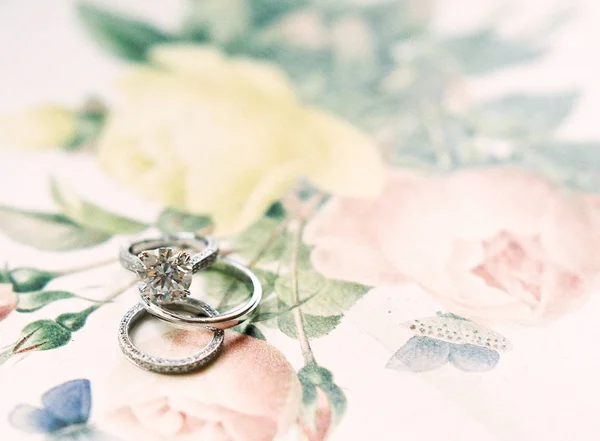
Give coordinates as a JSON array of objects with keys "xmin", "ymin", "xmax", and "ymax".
[{"xmin": 118, "ymin": 298, "xmax": 224, "ymax": 374}]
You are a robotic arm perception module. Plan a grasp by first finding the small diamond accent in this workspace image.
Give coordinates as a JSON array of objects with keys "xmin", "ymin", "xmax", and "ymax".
[{"xmin": 136, "ymin": 248, "xmax": 193, "ymax": 302}]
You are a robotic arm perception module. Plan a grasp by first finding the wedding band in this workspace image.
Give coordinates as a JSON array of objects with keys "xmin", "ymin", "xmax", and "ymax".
[
  {"xmin": 118, "ymin": 298, "xmax": 224, "ymax": 374},
  {"xmin": 142, "ymin": 256, "xmax": 262, "ymax": 330}
]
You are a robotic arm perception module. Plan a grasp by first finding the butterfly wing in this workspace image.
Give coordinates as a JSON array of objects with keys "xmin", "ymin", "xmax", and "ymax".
[
  {"xmin": 405, "ymin": 314, "xmax": 511, "ymax": 352},
  {"xmin": 456, "ymin": 320, "xmax": 511, "ymax": 351},
  {"xmin": 9, "ymin": 405, "xmax": 67, "ymax": 433},
  {"xmin": 448, "ymin": 343, "xmax": 500, "ymax": 372},
  {"xmin": 403, "ymin": 316, "xmax": 452, "ymax": 339},
  {"xmin": 405, "ymin": 315, "xmax": 468, "ymax": 344},
  {"xmin": 387, "ymin": 336, "xmax": 450, "ymax": 372},
  {"xmin": 41, "ymin": 379, "xmax": 91, "ymax": 426}
]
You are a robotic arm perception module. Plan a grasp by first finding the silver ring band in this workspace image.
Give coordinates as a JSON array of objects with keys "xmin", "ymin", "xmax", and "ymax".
[
  {"xmin": 119, "ymin": 233, "xmax": 218, "ymax": 273},
  {"xmin": 118, "ymin": 298, "xmax": 224, "ymax": 374},
  {"xmin": 141, "ymin": 256, "xmax": 262, "ymax": 330}
]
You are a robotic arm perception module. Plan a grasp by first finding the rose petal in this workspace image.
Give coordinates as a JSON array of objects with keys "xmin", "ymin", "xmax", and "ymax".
[
  {"xmin": 305, "ymin": 108, "xmax": 384, "ymax": 198},
  {"xmin": 149, "ymin": 45, "xmax": 226, "ymax": 76},
  {"xmin": 0, "ymin": 106, "xmax": 76, "ymax": 149},
  {"xmin": 207, "ymin": 161, "xmax": 303, "ymax": 236},
  {"xmin": 0, "ymin": 284, "xmax": 17, "ymax": 321},
  {"xmin": 104, "ymin": 406, "xmax": 165, "ymax": 441},
  {"xmin": 304, "ymin": 197, "xmax": 406, "ymax": 286},
  {"xmin": 170, "ymin": 397, "xmax": 277, "ymax": 441}
]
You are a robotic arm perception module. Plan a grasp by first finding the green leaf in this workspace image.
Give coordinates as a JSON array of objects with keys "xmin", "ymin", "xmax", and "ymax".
[
  {"xmin": 232, "ymin": 218, "xmax": 312, "ymax": 269},
  {"xmin": 250, "ymin": 297, "xmax": 283, "ymax": 325},
  {"xmin": 156, "ymin": 208, "xmax": 212, "ymax": 234},
  {"xmin": 391, "ymin": 112, "xmax": 476, "ymax": 171},
  {"xmin": 265, "ymin": 201, "xmax": 287, "ymax": 220},
  {"xmin": 9, "ymin": 268, "xmax": 57, "ymax": 293},
  {"xmin": 468, "ymin": 92, "xmax": 578, "ymax": 139},
  {"xmin": 518, "ymin": 141, "xmax": 600, "ymax": 192},
  {"xmin": 393, "ymin": 138, "xmax": 441, "ymax": 171},
  {"xmin": 444, "ymin": 29, "xmax": 544, "ymax": 75},
  {"xmin": 182, "ymin": 0, "xmax": 250, "ymax": 44},
  {"xmin": 253, "ymin": 269, "xmax": 278, "ymax": 295},
  {"xmin": 196, "ymin": 269, "xmax": 249, "ymax": 306},
  {"xmin": 11, "ymin": 308, "xmax": 100, "ymax": 359},
  {"xmin": 51, "ymin": 178, "xmax": 148, "ymax": 235},
  {"xmin": 16, "ymin": 291, "xmax": 75, "ymax": 313},
  {"xmin": 233, "ymin": 322, "xmax": 266, "ymax": 340},
  {"xmin": 64, "ymin": 107, "xmax": 106, "ymax": 150},
  {"xmin": 275, "ymin": 270, "xmax": 369, "ymax": 316},
  {"xmin": 0, "ymin": 206, "xmax": 111, "ymax": 251},
  {"xmin": 232, "ymin": 218, "xmax": 291, "ymax": 264},
  {"xmin": 56, "ymin": 306, "xmax": 99, "ymax": 332},
  {"xmin": 361, "ymin": 2, "xmax": 428, "ymax": 43},
  {"xmin": 278, "ymin": 313, "xmax": 342, "ymax": 339},
  {"xmin": 249, "ymin": 0, "xmax": 308, "ymax": 28},
  {"xmin": 77, "ymin": 2, "xmax": 172, "ymax": 61},
  {"xmin": 17, "ymin": 320, "xmax": 72, "ymax": 352},
  {"xmin": 196, "ymin": 266, "xmax": 277, "ymax": 309}
]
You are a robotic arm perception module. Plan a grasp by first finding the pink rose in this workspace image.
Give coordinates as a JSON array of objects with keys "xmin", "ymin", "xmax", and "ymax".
[
  {"xmin": 0, "ymin": 284, "xmax": 17, "ymax": 321},
  {"xmin": 101, "ymin": 331, "xmax": 301, "ymax": 441},
  {"xmin": 304, "ymin": 168, "xmax": 600, "ymax": 325},
  {"xmin": 105, "ymin": 397, "xmax": 275, "ymax": 441}
]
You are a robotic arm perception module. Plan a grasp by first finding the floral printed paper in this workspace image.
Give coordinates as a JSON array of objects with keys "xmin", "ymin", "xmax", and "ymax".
[{"xmin": 0, "ymin": 0, "xmax": 599, "ymax": 440}]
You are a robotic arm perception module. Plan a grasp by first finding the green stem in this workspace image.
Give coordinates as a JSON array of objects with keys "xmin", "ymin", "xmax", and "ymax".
[
  {"xmin": 291, "ymin": 219, "xmax": 316, "ymax": 366},
  {"xmin": 420, "ymin": 101, "xmax": 452, "ymax": 171}
]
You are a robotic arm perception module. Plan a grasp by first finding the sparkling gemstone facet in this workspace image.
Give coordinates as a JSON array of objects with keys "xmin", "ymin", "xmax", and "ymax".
[{"xmin": 136, "ymin": 248, "xmax": 192, "ymax": 302}]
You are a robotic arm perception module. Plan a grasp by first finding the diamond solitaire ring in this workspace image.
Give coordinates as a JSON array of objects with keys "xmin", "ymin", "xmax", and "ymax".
[
  {"xmin": 119, "ymin": 233, "xmax": 218, "ymax": 302},
  {"xmin": 120, "ymin": 234, "xmax": 263, "ymax": 329}
]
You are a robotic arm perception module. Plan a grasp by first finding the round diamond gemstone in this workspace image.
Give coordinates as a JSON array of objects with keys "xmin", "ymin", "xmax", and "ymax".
[{"xmin": 136, "ymin": 248, "xmax": 193, "ymax": 302}]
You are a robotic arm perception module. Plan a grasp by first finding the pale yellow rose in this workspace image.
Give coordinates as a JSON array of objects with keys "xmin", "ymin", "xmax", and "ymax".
[
  {"xmin": 97, "ymin": 44, "xmax": 384, "ymax": 235},
  {"xmin": 0, "ymin": 106, "xmax": 76, "ymax": 149}
]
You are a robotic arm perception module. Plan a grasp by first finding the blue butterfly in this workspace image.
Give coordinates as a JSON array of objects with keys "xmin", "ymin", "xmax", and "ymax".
[
  {"xmin": 9, "ymin": 379, "xmax": 115, "ymax": 440},
  {"xmin": 387, "ymin": 313, "xmax": 510, "ymax": 373},
  {"xmin": 387, "ymin": 335, "xmax": 501, "ymax": 372}
]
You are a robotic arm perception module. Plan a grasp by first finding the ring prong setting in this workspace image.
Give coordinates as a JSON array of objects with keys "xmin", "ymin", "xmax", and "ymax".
[{"xmin": 136, "ymin": 248, "xmax": 193, "ymax": 302}]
